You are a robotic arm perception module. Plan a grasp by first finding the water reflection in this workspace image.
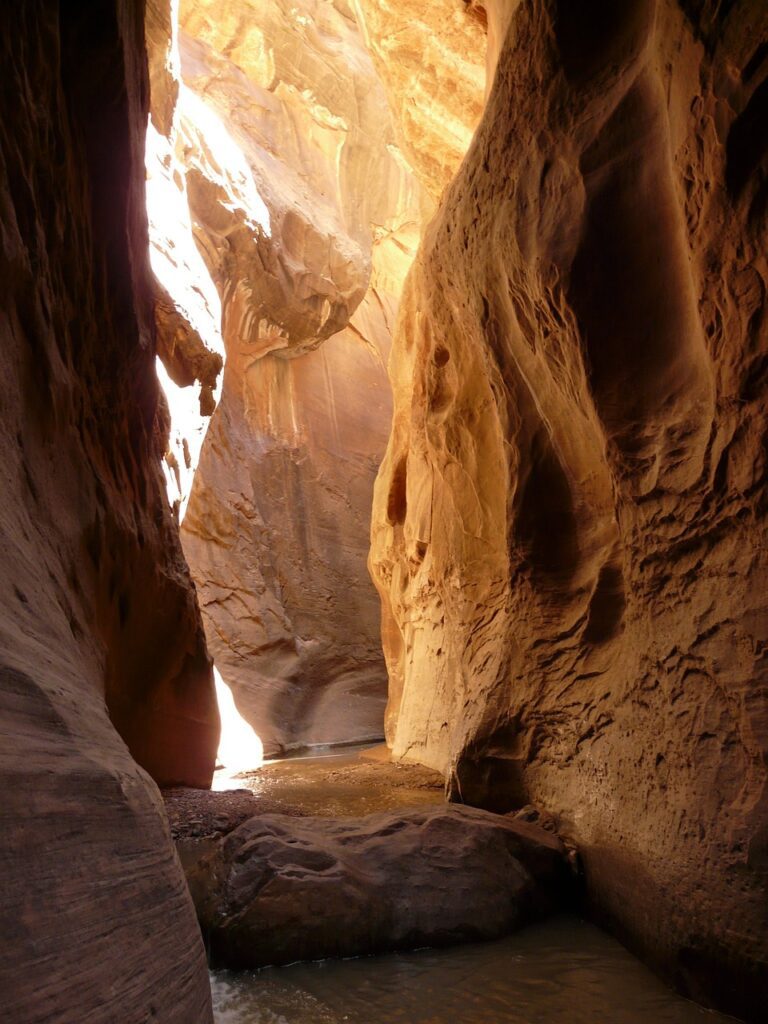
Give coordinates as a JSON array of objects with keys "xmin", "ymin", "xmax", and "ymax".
[{"xmin": 210, "ymin": 916, "xmax": 736, "ymax": 1024}]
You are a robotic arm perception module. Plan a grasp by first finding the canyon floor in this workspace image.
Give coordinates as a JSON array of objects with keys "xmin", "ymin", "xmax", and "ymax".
[
  {"xmin": 165, "ymin": 744, "xmax": 444, "ymax": 828},
  {"xmin": 165, "ymin": 751, "xmax": 740, "ymax": 1024},
  {"xmin": 164, "ymin": 748, "xmax": 572, "ymax": 970}
]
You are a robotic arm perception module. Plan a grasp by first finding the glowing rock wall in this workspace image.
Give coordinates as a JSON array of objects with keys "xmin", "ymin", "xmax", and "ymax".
[
  {"xmin": 369, "ymin": 1, "xmax": 768, "ymax": 1016},
  {"xmin": 176, "ymin": 0, "xmax": 426, "ymax": 753}
]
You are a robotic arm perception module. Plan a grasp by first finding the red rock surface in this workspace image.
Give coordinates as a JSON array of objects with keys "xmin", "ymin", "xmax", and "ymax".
[
  {"xmin": 369, "ymin": 1, "xmax": 768, "ymax": 1017},
  {"xmin": 0, "ymin": 2, "xmax": 216, "ymax": 1020},
  {"xmin": 3, "ymin": 1, "xmax": 766, "ymax": 1020},
  {"xmin": 182, "ymin": 309, "xmax": 395, "ymax": 755},
  {"xmin": 352, "ymin": 0, "xmax": 487, "ymax": 198},
  {"xmin": 187, "ymin": 804, "xmax": 571, "ymax": 967}
]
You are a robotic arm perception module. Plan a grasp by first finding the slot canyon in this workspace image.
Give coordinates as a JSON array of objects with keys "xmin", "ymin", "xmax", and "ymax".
[{"xmin": 0, "ymin": 1, "xmax": 766, "ymax": 1022}]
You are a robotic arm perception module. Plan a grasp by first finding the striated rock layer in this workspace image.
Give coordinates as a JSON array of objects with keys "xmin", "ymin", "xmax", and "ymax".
[
  {"xmin": 0, "ymin": 2, "xmax": 216, "ymax": 1021},
  {"xmin": 370, "ymin": 0, "xmax": 768, "ymax": 1017},
  {"xmin": 351, "ymin": 0, "xmax": 487, "ymax": 198},
  {"xmin": 178, "ymin": 0, "xmax": 425, "ymax": 753}
]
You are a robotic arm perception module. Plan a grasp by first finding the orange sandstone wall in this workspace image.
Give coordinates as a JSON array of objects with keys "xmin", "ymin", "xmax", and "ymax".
[
  {"xmin": 370, "ymin": 1, "xmax": 768, "ymax": 1016},
  {"xmin": 351, "ymin": 0, "xmax": 486, "ymax": 198},
  {"xmin": 177, "ymin": 0, "xmax": 425, "ymax": 753}
]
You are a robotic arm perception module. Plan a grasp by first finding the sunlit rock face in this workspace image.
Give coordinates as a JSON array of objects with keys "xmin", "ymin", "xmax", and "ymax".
[
  {"xmin": 145, "ymin": 0, "xmax": 225, "ymax": 517},
  {"xmin": 352, "ymin": 0, "xmax": 487, "ymax": 197},
  {"xmin": 0, "ymin": 2, "xmax": 215, "ymax": 1020},
  {"xmin": 177, "ymin": 0, "xmax": 422, "ymax": 356},
  {"xmin": 178, "ymin": 0, "xmax": 424, "ymax": 754},
  {"xmin": 183, "ymin": 301, "xmax": 396, "ymax": 755},
  {"xmin": 370, "ymin": 0, "xmax": 768, "ymax": 1017},
  {"xmin": 187, "ymin": 805, "xmax": 571, "ymax": 967}
]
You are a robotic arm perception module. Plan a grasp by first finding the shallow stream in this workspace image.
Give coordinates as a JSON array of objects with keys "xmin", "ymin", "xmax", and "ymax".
[
  {"xmin": 209, "ymin": 750, "xmax": 736, "ymax": 1024},
  {"xmin": 210, "ymin": 916, "xmax": 736, "ymax": 1024}
]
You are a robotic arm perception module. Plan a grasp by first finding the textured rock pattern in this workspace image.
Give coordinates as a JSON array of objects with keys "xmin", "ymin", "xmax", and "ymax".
[
  {"xmin": 185, "ymin": 804, "xmax": 571, "ymax": 967},
  {"xmin": 145, "ymin": 0, "xmax": 225, "ymax": 517},
  {"xmin": 352, "ymin": 0, "xmax": 487, "ymax": 197},
  {"xmin": 179, "ymin": 0, "xmax": 424, "ymax": 753},
  {"xmin": 370, "ymin": 1, "xmax": 768, "ymax": 1017},
  {"xmin": 178, "ymin": 0, "xmax": 423, "ymax": 355},
  {"xmin": 0, "ymin": 2, "xmax": 215, "ymax": 1021}
]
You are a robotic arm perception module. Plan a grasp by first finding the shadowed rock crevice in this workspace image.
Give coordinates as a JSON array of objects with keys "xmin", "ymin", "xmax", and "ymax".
[
  {"xmin": 583, "ymin": 559, "xmax": 626, "ymax": 645},
  {"xmin": 387, "ymin": 454, "xmax": 409, "ymax": 526},
  {"xmin": 515, "ymin": 428, "xmax": 580, "ymax": 583},
  {"xmin": 726, "ymin": 74, "xmax": 768, "ymax": 203},
  {"xmin": 568, "ymin": 67, "xmax": 714, "ymax": 481}
]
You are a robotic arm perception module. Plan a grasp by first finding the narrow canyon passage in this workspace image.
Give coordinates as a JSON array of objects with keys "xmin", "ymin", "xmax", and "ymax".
[
  {"xmin": 0, "ymin": 2, "xmax": 766, "ymax": 1024},
  {"xmin": 147, "ymin": 0, "xmax": 438, "ymax": 760}
]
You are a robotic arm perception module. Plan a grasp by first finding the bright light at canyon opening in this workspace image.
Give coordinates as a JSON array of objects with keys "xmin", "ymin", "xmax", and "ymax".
[
  {"xmin": 145, "ymin": 114, "xmax": 225, "ymax": 518},
  {"xmin": 212, "ymin": 668, "xmax": 264, "ymax": 790},
  {"xmin": 145, "ymin": 94, "xmax": 267, "ymax": 779}
]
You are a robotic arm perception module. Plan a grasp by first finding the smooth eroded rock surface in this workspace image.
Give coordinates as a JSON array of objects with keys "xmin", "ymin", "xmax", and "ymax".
[
  {"xmin": 182, "ymin": 301, "xmax": 395, "ymax": 755},
  {"xmin": 369, "ymin": 1, "xmax": 768, "ymax": 1017},
  {"xmin": 177, "ymin": 0, "xmax": 425, "ymax": 356},
  {"xmin": 186, "ymin": 804, "xmax": 571, "ymax": 967},
  {"xmin": 178, "ymin": 0, "xmax": 425, "ymax": 753},
  {"xmin": 0, "ymin": 3, "xmax": 216, "ymax": 1021}
]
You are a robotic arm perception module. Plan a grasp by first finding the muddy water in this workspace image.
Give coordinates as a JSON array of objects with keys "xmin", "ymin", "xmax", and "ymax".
[
  {"xmin": 210, "ymin": 916, "xmax": 736, "ymax": 1023},
  {"xmin": 210, "ymin": 751, "xmax": 736, "ymax": 1023},
  {"xmin": 227, "ymin": 745, "xmax": 444, "ymax": 817}
]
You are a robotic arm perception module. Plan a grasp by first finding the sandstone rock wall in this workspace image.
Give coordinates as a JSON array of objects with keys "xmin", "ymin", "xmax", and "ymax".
[
  {"xmin": 177, "ymin": 0, "xmax": 423, "ymax": 356},
  {"xmin": 177, "ymin": 0, "xmax": 425, "ymax": 754},
  {"xmin": 182, "ymin": 297, "xmax": 395, "ymax": 755},
  {"xmin": 370, "ymin": 1, "xmax": 768, "ymax": 1016},
  {"xmin": 0, "ymin": 2, "xmax": 216, "ymax": 1020},
  {"xmin": 351, "ymin": 0, "xmax": 487, "ymax": 197},
  {"xmin": 145, "ymin": 0, "xmax": 225, "ymax": 517}
]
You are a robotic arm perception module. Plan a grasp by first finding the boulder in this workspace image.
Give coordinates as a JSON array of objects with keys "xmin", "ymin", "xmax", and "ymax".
[{"xmin": 186, "ymin": 804, "xmax": 572, "ymax": 967}]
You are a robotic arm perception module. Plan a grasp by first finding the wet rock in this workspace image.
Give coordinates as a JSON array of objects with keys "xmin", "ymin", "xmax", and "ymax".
[
  {"xmin": 188, "ymin": 804, "xmax": 572, "ymax": 967},
  {"xmin": 164, "ymin": 785, "xmax": 302, "ymax": 842}
]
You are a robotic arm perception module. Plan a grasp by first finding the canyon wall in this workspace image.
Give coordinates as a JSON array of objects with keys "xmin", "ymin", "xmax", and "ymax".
[
  {"xmin": 177, "ymin": 0, "xmax": 425, "ymax": 754},
  {"xmin": 182, "ymin": 304, "xmax": 396, "ymax": 755},
  {"xmin": 0, "ymin": 2, "xmax": 216, "ymax": 1020},
  {"xmin": 352, "ymin": 0, "xmax": 486, "ymax": 198},
  {"xmin": 369, "ymin": 0, "xmax": 768, "ymax": 1016},
  {"xmin": 146, "ymin": 0, "xmax": 226, "ymax": 518}
]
